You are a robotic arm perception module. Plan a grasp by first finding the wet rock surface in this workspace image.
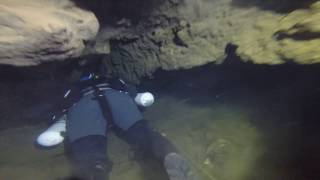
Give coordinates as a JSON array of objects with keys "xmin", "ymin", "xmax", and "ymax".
[
  {"xmin": 83, "ymin": 0, "xmax": 318, "ymax": 82},
  {"xmin": 0, "ymin": 0, "xmax": 99, "ymax": 66},
  {"xmin": 0, "ymin": 0, "xmax": 319, "ymax": 82},
  {"xmin": 235, "ymin": 1, "xmax": 320, "ymax": 65}
]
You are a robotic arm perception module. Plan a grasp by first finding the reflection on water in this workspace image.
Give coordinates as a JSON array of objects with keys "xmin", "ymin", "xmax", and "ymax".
[{"xmin": 1, "ymin": 63, "xmax": 320, "ymax": 180}]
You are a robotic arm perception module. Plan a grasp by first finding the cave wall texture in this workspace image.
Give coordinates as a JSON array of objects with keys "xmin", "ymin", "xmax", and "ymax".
[
  {"xmin": 0, "ymin": 0, "xmax": 99, "ymax": 66},
  {"xmin": 0, "ymin": 0, "xmax": 319, "ymax": 129},
  {"xmin": 0, "ymin": 0, "xmax": 319, "ymax": 81},
  {"xmin": 90, "ymin": 0, "xmax": 319, "ymax": 82}
]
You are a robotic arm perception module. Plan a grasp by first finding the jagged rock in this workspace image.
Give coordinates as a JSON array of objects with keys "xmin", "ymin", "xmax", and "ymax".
[
  {"xmin": 0, "ymin": 0, "xmax": 99, "ymax": 66},
  {"xmin": 234, "ymin": 1, "xmax": 320, "ymax": 65},
  {"xmin": 104, "ymin": 0, "xmax": 235, "ymax": 82},
  {"xmin": 93, "ymin": 0, "xmax": 316, "ymax": 82},
  {"xmin": 277, "ymin": 2, "xmax": 320, "ymax": 64},
  {"xmin": 2, "ymin": 0, "xmax": 317, "ymax": 80}
]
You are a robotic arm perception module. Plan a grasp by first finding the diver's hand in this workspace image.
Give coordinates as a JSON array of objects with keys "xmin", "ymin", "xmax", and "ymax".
[
  {"xmin": 36, "ymin": 116, "xmax": 66, "ymax": 147},
  {"xmin": 134, "ymin": 92, "xmax": 154, "ymax": 107}
]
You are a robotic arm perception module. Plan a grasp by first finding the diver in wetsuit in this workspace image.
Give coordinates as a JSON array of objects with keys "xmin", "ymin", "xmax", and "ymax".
[{"xmin": 40, "ymin": 58, "xmax": 196, "ymax": 180}]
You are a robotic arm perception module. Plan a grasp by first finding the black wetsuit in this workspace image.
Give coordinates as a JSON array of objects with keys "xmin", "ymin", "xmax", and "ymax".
[{"xmin": 59, "ymin": 77, "xmax": 177, "ymax": 180}]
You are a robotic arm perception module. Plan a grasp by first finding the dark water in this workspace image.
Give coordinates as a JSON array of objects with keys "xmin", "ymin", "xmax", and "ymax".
[
  {"xmin": 1, "ymin": 61, "xmax": 320, "ymax": 180},
  {"xmin": 143, "ymin": 62, "xmax": 320, "ymax": 180}
]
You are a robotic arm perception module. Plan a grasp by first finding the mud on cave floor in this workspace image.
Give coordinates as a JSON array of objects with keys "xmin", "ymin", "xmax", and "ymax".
[{"xmin": 0, "ymin": 63, "xmax": 320, "ymax": 180}]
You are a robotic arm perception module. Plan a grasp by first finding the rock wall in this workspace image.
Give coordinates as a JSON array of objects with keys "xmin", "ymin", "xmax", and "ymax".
[
  {"xmin": 93, "ymin": 0, "xmax": 318, "ymax": 82},
  {"xmin": 234, "ymin": 1, "xmax": 320, "ymax": 64},
  {"xmin": 105, "ymin": 0, "xmax": 232, "ymax": 82},
  {"xmin": 0, "ymin": 0, "xmax": 319, "ymax": 82},
  {"xmin": 0, "ymin": 0, "xmax": 99, "ymax": 66}
]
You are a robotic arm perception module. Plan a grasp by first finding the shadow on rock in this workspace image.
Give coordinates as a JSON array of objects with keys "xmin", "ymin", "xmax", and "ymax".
[
  {"xmin": 72, "ymin": 0, "xmax": 165, "ymax": 25},
  {"xmin": 231, "ymin": 0, "xmax": 317, "ymax": 13}
]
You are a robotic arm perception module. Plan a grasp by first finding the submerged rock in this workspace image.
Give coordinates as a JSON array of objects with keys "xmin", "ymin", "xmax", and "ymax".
[{"xmin": 0, "ymin": 0, "xmax": 99, "ymax": 66}]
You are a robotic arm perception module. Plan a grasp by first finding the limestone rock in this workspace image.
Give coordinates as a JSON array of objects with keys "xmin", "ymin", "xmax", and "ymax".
[
  {"xmin": 235, "ymin": 1, "xmax": 320, "ymax": 65},
  {"xmin": 0, "ymin": 0, "xmax": 99, "ymax": 66},
  {"xmin": 104, "ymin": 0, "xmax": 240, "ymax": 82},
  {"xmin": 94, "ymin": 0, "xmax": 316, "ymax": 82},
  {"xmin": 233, "ymin": 14, "xmax": 285, "ymax": 64},
  {"xmin": 277, "ymin": 2, "xmax": 320, "ymax": 64}
]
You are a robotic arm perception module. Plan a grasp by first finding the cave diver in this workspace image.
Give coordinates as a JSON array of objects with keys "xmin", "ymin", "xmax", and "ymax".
[{"xmin": 36, "ymin": 57, "xmax": 197, "ymax": 180}]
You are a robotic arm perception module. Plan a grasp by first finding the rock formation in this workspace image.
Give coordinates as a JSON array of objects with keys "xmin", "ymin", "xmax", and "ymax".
[
  {"xmin": 93, "ymin": 0, "xmax": 319, "ymax": 82},
  {"xmin": 0, "ymin": 0, "xmax": 319, "ymax": 82},
  {"xmin": 0, "ymin": 0, "xmax": 99, "ymax": 66},
  {"xmin": 235, "ymin": 1, "xmax": 320, "ymax": 65}
]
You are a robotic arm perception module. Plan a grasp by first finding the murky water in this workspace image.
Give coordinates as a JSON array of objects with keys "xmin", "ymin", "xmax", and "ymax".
[{"xmin": 1, "ymin": 63, "xmax": 320, "ymax": 180}]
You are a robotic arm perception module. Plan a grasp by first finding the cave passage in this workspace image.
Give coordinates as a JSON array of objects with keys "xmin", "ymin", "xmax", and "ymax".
[
  {"xmin": 1, "ymin": 58, "xmax": 320, "ymax": 180},
  {"xmin": 1, "ymin": 0, "xmax": 320, "ymax": 179}
]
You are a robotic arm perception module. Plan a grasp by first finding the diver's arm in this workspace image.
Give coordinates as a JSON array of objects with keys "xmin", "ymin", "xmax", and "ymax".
[
  {"xmin": 120, "ymin": 80, "xmax": 155, "ymax": 107},
  {"xmin": 51, "ymin": 85, "xmax": 81, "ymax": 120},
  {"xmin": 36, "ymin": 86, "xmax": 80, "ymax": 148},
  {"xmin": 108, "ymin": 78, "xmax": 137, "ymax": 98},
  {"xmin": 110, "ymin": 78, "xmax": 155, "ymax": 107},
  {"xmin": 134, "ymin": 92, "xmax": 154, "ymax": 107},
  {"xmin": 36, "ymin": 115, "xmax": 66, "ymax": 147}
]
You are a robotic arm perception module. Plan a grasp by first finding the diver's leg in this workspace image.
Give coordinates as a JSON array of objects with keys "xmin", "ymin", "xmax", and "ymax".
[
  {"xmin": 106, "ymin": 89, "xmax": 197, "ymax": 179},
  {"xmin": 66, "ymin": 94, "xmax": 111, "ymax": 180},
  {"xmin": 123, "ymin": 120, "xmax": 177, "ymax": 160},
  {"xmin": 124, "ymin": 120, "xmax": 197, "ymax": 180},
  {"xmin": 68, "ymin": 135, "xmax": 111, "ymax": 180},
  {"xmin": 102, "ymin": 89, "xmax": 172, "ymax": 158}
]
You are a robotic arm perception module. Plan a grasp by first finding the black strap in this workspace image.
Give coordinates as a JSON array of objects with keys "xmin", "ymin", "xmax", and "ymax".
[{"xmin": 92, "ymin": 86, "xmax": 114, "ymax": 129}]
